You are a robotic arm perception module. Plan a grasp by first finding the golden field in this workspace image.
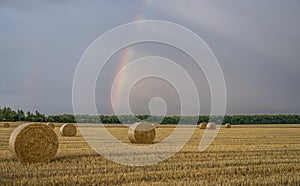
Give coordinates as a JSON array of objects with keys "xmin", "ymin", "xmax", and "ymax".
[{"xmin": 1, "ymin": 123, "xmax": 300, "ymax": 185}]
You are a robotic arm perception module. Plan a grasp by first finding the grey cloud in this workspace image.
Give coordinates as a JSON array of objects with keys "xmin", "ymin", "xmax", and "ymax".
[
  {"xmin": 0, "ymin": 1, "xmax": 299, "ymax": 115},
  {"xmin": 152, "ymin": 0, "xmax": 300, "ymax": 114}
]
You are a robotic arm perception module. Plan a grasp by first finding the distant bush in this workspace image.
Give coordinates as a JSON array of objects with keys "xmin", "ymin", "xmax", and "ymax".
[{"xmin": 0, "ymin": 106, "xmax": 300, "ymax": 124}]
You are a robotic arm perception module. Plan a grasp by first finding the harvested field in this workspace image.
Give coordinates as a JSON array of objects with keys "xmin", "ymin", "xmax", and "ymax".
[{"xmin": 1, "ymin": 123, "xmax": 300, "ymax": 185}]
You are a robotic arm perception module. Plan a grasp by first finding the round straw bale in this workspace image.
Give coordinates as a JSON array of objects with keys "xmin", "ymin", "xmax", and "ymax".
[
  {"xmin": 3, "ymin": 123, "xmax": 10, "ymax": 128},
  {"xmin": 199, "ymin": 122, "xmax": 207, "ymax": 129},
  {"xmin": 60, "ymin": 123, "xmax": 77, "ymax": 137},
  {"xmin": 207, "ymin": 122, "xmax": 217, "ymax": 130},
  {"xmin": 225, "ymin": 123, "xmax": 231, "ymax": 128},
  {"xmin": 128, "ymin": 122, "xmax": 155, "ymax": 144},
  {"xmin": 9, "ymin": 123, "xmax": 58, "ymax": 163},
  {"xmin": 46, "ymin": 123, "xmax": 55, "ymax": 129}
]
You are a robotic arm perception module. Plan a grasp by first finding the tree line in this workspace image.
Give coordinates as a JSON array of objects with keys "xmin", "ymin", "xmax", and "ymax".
[{"xmin": 0, "ymin": 106, "xmax": 300, "ymax": 124}]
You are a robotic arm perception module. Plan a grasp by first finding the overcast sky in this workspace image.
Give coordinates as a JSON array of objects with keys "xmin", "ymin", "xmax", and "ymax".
[{"xmin": 0, "ymin": 0, "xmax": 299, "ymax": 115}]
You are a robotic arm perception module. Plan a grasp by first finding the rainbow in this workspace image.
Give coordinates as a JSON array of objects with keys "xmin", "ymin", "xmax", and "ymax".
[{"xmin": 111, "ymin": 47, "xmax": 134, "ymax": 108}]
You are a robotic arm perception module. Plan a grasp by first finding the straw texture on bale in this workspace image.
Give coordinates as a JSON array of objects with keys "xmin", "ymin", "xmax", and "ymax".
[
  {"xmin": 9, "ymin": 123, "xmax": 58, "ymax": 163},
  {"xmin": 47, "ymin": 123, "xmax": 55, "ymax": 129},
  {"xmin": 225, "ymin": 123, "xmax": 231, "ymax": 128},
  {"xmin": 3, "ymin": 123, "xmax": 10, "ymax": 128},
  {"xmin": 199, "ymin": 122, "xmax": 207, "ymax": 129},
  {"xmin": 128, "ymin": 122, "xmax": 156, "ymax": 144},
  {"xmin": 60, "ymin": 123, "xmax": 77, "ymax": 137},
  {"xmin": 207, "ymin": 122, "xmax": 217, "ymax": 130}
]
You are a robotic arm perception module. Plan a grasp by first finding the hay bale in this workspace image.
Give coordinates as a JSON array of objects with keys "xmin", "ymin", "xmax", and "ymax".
[
  {"xmin": 60, "ymin": 123, "xmax": 77, "ymax": 137},
  {"xmin": 9, "ymin": 123, "xmax": 58, "ymax": 163},
  {"xmin": 207, "ymin": 122, "xmax": 217, "ymax": 130},
  {"xmin": 199, "ymin": 122, "xmax": 207, "ymax": 129},
  {"xmin": 3, "ymin": 123, "xmax": 10, "ymax": 128},
  {"xmin": 225, "ymin": 123, "xmax": 231, "ymax": 128},
  {"xmin": 128, "ymin": 122, "xmax": 155, "ymax": 144},
  {"xmin": 46, "ymin": 123, "xmax": 55, "ymax": 129}
]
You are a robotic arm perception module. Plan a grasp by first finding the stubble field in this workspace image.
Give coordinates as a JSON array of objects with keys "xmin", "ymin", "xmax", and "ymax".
[{"xmin": 1, "ymin": 123, "xmax": 300, "ymax": 185}]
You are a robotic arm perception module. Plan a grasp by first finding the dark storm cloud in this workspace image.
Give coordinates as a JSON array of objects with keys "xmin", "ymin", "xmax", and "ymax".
[
  {"xmin": 0, "ymin": 0, "xmax": 145, "ymax": 114},
  {"xmin": 155, "ymin": 0, "xmax": 300, "ymax": 114},
  {"xmin": 0, "ymin": 0, "xmax": 299, "ymax": 115}
]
